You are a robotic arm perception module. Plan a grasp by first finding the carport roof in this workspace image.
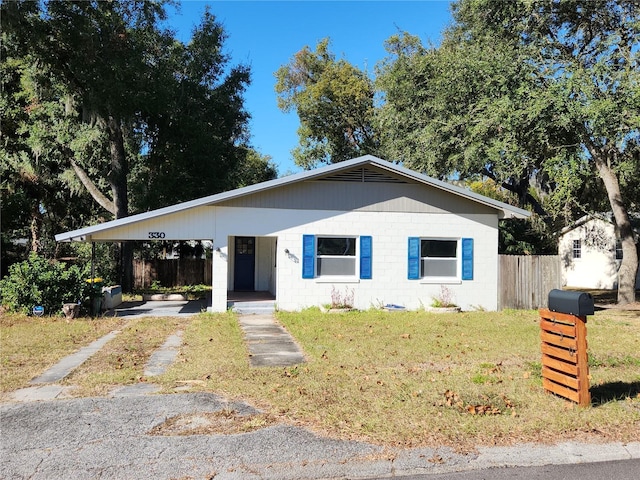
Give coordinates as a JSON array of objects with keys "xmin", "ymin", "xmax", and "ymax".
[{"xmin": 55, "ymin": 155, "xmax": 530, "ymax": 242}]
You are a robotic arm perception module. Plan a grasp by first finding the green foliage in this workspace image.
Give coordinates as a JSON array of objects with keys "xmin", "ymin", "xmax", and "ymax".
[
  {"xmin": 133, "ymin": 283, "xmax": 211, "ymax": 300},
  {"xmin": 0, "ymin": 254, "xmax": 90, "ymax": 315},
  {"xmin": 275, "ymin": 38, "xmax": 379, "ymax": 168},
  {"xmin": 70, "ymin": 242, "xmax": 118, "ymax": 287},
  {"xmin": 1, "ymin": 1, "xmax": 275, "ymax": 290},
  {"xmin": 499, "ymin": 218, "xmax": 557, "ymax": 255},
  {"xmin": 0, "ymin": 53, "xmax": 97, "ymax": 263},
  {"xmin": 375, "ymin": 0, "xmax": 639, "ymax": 301}
]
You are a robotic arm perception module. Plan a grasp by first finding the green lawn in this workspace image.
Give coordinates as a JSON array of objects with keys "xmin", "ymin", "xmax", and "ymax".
[
  {"xmin": 2, "ymin": 307, "xmax": 638, "ymax": 450},
  {"xmin": 159, "ymin": 308, "xmax": 640, "ymax": 449}
]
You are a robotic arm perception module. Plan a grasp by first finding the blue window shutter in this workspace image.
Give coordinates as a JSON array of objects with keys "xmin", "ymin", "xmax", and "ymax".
[
  {"xmin": 360, "ymin": 236, "xmax": 372, "ymax": 279},
  {"xmin": 302, "ymin": 235, "xmax": 315, "ymax": 279},
  {"xmin": 461, "ymin": 238, "xmax": 474, "ymax": 280},
  {"xmin": 408, "ymin": 237, "xmax": 420, "ymax": 279}
]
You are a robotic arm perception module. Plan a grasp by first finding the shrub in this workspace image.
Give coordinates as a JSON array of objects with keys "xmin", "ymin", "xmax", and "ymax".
[
  {"xmin": 330, "ymin": 285, "xmax": 355, "ymax": 309},
  {"xmin": 431, "ymin": 285, "xmax": 457, "ymax": 308},
  {"xmin": 0, "ymin": 254, "xmax": 89, "ymax": 315}
]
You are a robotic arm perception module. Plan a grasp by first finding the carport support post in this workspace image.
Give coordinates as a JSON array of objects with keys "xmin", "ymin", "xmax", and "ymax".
[
  {"xmin": 211, "ymin": 243, "xmax": 228, "ymax": 312},
  {"xmin": 91, "ymin": 242, "xmax": 96, "ymax": 283}
]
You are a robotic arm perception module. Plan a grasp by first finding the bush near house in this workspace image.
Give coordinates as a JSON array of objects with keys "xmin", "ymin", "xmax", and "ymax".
[{"xmin": 0, "ymin": 254, "xmax": 89, "ymax": 315}]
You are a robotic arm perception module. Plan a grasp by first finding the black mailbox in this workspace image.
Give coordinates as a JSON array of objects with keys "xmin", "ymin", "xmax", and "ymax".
[{"xmin": 548, "ymin": 289, "xmax": 594, "ymax": 316}]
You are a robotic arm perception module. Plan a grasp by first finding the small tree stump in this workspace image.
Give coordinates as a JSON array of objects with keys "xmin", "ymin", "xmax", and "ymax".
[{"xmin": 62, "ymin": 303, "xmax": 80, "ymax": 319}]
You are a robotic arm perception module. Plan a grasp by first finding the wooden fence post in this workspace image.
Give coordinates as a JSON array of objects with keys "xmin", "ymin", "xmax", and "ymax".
[{"xmin": 539, "ymin": 308, "xmax": 590, "ymax": 407}]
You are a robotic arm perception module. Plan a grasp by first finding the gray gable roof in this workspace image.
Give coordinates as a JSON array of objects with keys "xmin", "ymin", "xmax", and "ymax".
[{"xmin": 55, "ymin": 155, "xmax": 530, "ymax": 242}]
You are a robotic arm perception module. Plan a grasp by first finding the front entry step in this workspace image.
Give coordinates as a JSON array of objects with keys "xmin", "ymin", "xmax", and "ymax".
[{"xmin": 230, "ymin": 301, "xmax": 276, "ymax": 314}]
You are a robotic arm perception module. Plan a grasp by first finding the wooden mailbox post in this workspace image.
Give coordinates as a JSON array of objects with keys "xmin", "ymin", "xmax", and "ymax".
[{"xmin": 539, "ymin": 290, "xmax": 594, "ymax": 407}]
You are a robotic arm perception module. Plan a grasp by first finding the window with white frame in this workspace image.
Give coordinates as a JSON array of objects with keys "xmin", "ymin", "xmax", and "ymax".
[
  {"xmin": 615, "ymin": 239, "xmax": 623, "ymax": 260},
  {"xmin": 572, "ymin": 239, "xmax": 582, "ymax": 259},
  {"xmin": 316, "ymin": 237, "xmax": 356, "ymax": 276},
  {"xmin": 421, "ymin": 239, "xmax": 458, "ymax": 278}
]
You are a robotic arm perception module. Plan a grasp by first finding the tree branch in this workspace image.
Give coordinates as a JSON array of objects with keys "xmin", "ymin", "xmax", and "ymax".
[
  {"xmin": 70, "ymin": 159, "xmax": 116, "ymax": 215},
  {"xmin": 481, "ymin": 167, "xmax": 548, "ymax": 218}
]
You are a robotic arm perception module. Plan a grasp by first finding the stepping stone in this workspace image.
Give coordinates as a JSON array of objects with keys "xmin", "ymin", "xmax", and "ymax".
[{"xmin": 144, "ymin": 331, "xmax": 183, "ymax": 377}]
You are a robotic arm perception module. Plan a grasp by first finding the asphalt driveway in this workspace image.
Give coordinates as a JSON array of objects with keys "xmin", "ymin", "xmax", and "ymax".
[{"xmin": 2, "ymin": 392, "xmax": 638, "ymax": 479}]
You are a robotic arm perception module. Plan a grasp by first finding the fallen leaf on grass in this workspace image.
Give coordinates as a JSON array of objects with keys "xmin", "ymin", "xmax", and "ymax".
[
  {"xmin": 467, "ymin": 404, "xmax": 501, "ymax": 415},
  {"xmin": 444, "ymin": 389, "xmax": 459, "ymax": 406}
]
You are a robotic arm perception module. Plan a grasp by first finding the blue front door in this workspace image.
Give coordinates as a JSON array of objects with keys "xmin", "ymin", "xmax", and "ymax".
[{"xmin": 234, "ymin": 237, "xmax": 255, "ymax": 291}]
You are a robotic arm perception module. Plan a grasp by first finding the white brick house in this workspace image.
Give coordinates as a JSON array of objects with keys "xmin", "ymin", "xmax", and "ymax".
[
  {"xmin": 558, "ymin": 214, "xmax": 640, "ymax": 290},
  {"xmin": 56, "ymin": 156, "xmax": 529, "ymax": 311}
]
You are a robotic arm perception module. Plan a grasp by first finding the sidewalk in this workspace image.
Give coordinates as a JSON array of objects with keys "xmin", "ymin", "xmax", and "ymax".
[{"xmin": 238, "ymin": 314, "xmax": 306, "ymax": 367}]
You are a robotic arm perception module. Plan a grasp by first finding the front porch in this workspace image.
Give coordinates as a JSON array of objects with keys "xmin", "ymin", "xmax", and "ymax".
[{"xmin": 210, "ymin": 235, "xmax": 278, "ymax": 312}]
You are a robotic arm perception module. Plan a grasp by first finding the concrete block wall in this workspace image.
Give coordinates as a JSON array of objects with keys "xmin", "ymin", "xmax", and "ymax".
[{"xmin": 211, "ymin": 207, "xmax": 499, "ymax": 312}]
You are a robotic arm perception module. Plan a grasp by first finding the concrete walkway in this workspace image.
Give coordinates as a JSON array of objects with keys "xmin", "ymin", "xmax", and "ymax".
[
  {"xmin": 10, "ymin": 307, "xmax": 303, "ymax": 402},
  {"xmin": 11, "ymin": 330, "xmax": 121, "ymax": 402},
  {"xmin": 30, "ymin": 331, "xmax": 120, "ymax": 384},
  {"xmin": 106, "ymin": 298, "xmax": 208, "ymax": 317},
  {"xmin": 229, "ymin": 292, "xmax": 306, "ymax": 367},
  {"xmin": 238, "ymin": 314, "xmax": 306, "ymax": 367},
  {"xmin": 11, "ymin": 328, "xmax": 186, "ymax": 402},
  {"xmin": 144, "ymin": 330, "xmax": 183, "ymax": 377}
]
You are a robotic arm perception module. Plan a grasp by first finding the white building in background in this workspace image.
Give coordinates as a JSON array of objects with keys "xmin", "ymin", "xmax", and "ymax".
[{"xmin": 558, "ymin": 214, "xmax": 640, "ymax": 290}]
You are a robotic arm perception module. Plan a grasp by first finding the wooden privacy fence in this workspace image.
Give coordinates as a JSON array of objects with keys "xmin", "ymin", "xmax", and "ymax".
[
  {"xmin": 498, "ymin": 255, "xmax": 562, "ymax": 310},
  {"xmin": 133, "ymin": 259, "xmax": 212, "ymax": 289}
]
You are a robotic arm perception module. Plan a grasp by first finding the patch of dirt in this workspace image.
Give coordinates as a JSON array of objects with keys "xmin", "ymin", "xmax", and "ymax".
[
  {"xmin": 578, "ymin": 289, "xmax": 640, "ymax": 311},
  {"xmin": 596, "ymin": 301, "xmax": 640, "ymax": 311},
  {"xmin": 148, "ymin": 409, "xmax": 279, "ymax": 436}
]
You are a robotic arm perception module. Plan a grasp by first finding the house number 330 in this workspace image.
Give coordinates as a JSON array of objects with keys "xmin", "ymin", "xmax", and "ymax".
[{"xmin": 148, "ymin": 231, "xmax": 166, "ymax": 239}]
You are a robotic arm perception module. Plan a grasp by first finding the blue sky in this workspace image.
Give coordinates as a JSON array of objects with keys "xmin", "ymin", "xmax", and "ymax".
[{"xmin": 168, "ymin": 1, "xmax": 454, "ymax": 175}]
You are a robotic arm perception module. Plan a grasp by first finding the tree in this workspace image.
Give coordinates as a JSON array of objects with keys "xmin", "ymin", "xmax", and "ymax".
[
  {"xmin": 1, "ymin": 36, "xmax": 100, "ymax": 266},
  {"xmin": 131, "ymin": 9, "xmax": 270, "ymax": 210},
  {"xmin": 376, "ymin": 0, "xmax": 639, "ymax": 304},
  {"xmin": 2, "ymin": 0, "xmax": 170, "ymax": 288},
  {"xmin": 2, "ymin": 1, "xmax": 273, "ymax": 289},
  {"xmin": 275, "ymin": 38, "xmax": 379, "ymax": 169}
]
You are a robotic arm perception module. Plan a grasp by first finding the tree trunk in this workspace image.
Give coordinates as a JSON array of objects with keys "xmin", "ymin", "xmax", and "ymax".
[
  {"xmin": 593, "ymin": 156, "xmax": 638, "ymax": 305},
  {"xmin": 30, "ymin": 203, "xmax": 41, "ymax": 253},
  {"xmin": 107, "ymin": 116, "xmax": 133, "ymax": 293}
]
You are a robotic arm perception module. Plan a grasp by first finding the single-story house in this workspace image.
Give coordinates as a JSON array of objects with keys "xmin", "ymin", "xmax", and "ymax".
[
  {"xmin": 558, "ymin": 214, "xmax": 640, "ymax": 290},
  {"xmin": 55, "ymin": 155, "xmax": 529, "ymax": 312}
]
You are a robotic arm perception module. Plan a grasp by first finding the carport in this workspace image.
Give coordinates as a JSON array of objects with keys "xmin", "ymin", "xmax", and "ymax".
[
  {"xmin": 55, "ymin": 191, "xmax": 279, "ymax": 312},
  {"xmin": 53, "ymin": 205, "xmax": 221, "ymax": 313},
  {"xmin": 100, "ymin": 292, "xmax": 276, "ymax": 318}
]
